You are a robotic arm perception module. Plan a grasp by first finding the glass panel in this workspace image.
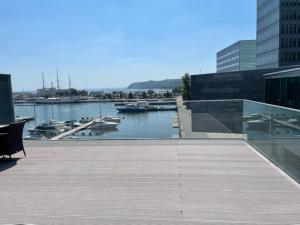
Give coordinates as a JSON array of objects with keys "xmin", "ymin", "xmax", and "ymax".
[
  {"xmin": 181, "ymin": 100, "xmax": 243, "ymax": 139},
  {"xmin": 243, "ymin": 100, "xmax": 300, "ymax": 182},
  {"xmin": 243, "ymin": 100, "xmax": 271, "ymax": 150},
  {"xmin": 269, "ymin": 105, "xmax": 300, "ymax": 181}
]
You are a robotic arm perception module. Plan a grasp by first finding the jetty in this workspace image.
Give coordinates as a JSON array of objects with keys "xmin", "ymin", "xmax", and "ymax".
[{"xmin": 50, "ymin": 119, "xmax": 95, "ymax": 141}]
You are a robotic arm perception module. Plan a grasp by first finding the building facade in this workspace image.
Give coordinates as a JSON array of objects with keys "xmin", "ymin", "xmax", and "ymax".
[
  {"xmin": 0, "ymin": 74, "xmax": 15, "ymax": 124},
  {"xmin": 256, "ymin": 0, "xmax": 300, "ymax": 69},
  {"xmin": 264, "ymin": 67, "xmax": 300, "ymax": 109},
  {"xmin": 217, "ymin": 40, "xmax": 256, "ymax": 73},
  {"xmin": 191, "ymin": 66, "xmax": 300, "ymax": 109}
]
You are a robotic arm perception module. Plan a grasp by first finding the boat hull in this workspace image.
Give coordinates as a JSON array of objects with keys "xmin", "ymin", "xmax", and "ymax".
[
  {"xmin": 89, "ymin": 124, "xmax": 118, "ymax": 129},
  {"xmin": 117, "ymin": 108, "xmax": 145, "ymax": 113}
]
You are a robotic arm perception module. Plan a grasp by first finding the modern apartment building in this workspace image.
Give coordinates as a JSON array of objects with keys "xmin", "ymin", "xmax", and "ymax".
[
  {"xmin": 256, "ymin": 0, "xmax": 300, "ymax": 68},
  {"xmin": 216, "ymin": 40, "xmax": 256, "ymax": 73}
]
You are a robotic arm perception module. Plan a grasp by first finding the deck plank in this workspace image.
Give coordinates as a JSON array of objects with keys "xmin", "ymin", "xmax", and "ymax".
[{"xmin": 0, "ymin": 140, "xmax": 299, "ymax": 224}]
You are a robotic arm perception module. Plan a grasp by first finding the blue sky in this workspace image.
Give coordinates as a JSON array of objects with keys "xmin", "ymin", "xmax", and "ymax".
[{"xmin": 0, "ymin": 0, "xmax": 256, "ymax": 91}]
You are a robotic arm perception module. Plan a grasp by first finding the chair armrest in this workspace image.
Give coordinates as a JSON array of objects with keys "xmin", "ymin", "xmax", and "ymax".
[{"xmin": 0, "ymin": 133, "xmax": 8, "ymax": 142}]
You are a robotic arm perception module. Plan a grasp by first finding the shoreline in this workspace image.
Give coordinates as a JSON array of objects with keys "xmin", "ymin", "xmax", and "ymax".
[{"xmin": 14, "ymin": 98, "xmax": 177, "ymax": 105}]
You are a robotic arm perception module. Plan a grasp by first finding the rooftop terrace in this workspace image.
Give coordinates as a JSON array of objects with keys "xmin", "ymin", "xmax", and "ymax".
[{"xmin": 0, "ymin": 139, "xmax": 299, "ymax": 224}]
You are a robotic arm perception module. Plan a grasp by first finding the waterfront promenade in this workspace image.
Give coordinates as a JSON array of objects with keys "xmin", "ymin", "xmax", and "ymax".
[{"xmin": 0, "ymin": 139, "xmax": 299, "ymax": 224}]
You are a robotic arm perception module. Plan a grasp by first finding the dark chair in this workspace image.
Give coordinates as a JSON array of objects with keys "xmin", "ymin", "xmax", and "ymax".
[{"xmin": 0, "ymin": 121, "xmax": 26, "ymax": 159}]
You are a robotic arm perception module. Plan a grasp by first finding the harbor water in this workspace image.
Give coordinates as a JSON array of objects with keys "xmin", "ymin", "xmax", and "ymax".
[{"xmin": 14, "ymin": 102, "xmax": 178, "ymax": 139}]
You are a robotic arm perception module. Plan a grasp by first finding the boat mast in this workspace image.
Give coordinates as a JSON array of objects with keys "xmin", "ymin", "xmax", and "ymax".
[
  {"xmin": 51, "ymin": 81, "xmax": 54, "ymax": 97},
  {"xmin": 99, "ymin": 103, "xmax": 102, "ymax": 117},
  {"xmin": 33, "ymin": 104, "xmax": 37, "ymax": 127},
  {"xmin": 42, "ymin": 70, "xmax": 46, "ymax": 99},
  {"xmin": 68, "ymin": 74, "xmax": 71, "ymax": 98},
  {"xmin": 56, "ymin": 70, "xmax": 60, "ymax": 97}
]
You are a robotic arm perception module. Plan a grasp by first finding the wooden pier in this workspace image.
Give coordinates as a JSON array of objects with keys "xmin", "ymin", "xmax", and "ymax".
[{"xmin": 50, "ymin": 120, "xmax": 95, "ymax": 141}]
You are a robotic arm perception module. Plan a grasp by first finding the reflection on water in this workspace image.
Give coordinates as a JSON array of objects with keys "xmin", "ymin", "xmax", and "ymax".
[
  {"xmin": 76, "ymin": 127, "xmax": 119, "ymax": 138},
  {"xmin": 14, "ymin": 102, "xmax": 178, "ymax": 139}
]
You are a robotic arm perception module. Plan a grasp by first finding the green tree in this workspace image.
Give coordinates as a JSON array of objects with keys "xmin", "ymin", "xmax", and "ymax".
[
  {"xmin": 172, "ymin": 86, "xmax": 182, "ymax": 94},
  {"xmin": 164, "ymin": 91, "xmax": 172, "ymax": 98},
  {"xmin": 181, "ymin": 73, "xmax": 191, "ymax": 100},
  {"xmin": 142, "ymin": 91, "xmax": 147, "ymax": 99},
  {"xmin": 128, "ymin": 92, "xmax": 133, "ymax": 99},
  {"xmin": 78, "ymin": 90, "xmax": 88, "ymax": 96},
  {"xmin": 147, "ymin": 89, "xmax": 155, "ymax": 96}
]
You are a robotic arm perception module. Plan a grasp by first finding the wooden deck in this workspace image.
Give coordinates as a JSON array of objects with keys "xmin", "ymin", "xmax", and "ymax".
[{"xmin": 0, "ymin": 139, "xmax": 299, "ymax": 224}]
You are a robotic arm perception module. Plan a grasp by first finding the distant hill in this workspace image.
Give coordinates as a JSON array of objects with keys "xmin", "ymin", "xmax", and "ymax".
[{"xmin": 128, "ymin": 79, "xmax": 181, "ymax": 89}]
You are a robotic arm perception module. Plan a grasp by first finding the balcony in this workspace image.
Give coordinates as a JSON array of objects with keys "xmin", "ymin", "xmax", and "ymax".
[
  {"xmin": 0, "ymin": 139, "xmax": 299, "ymax": 224},
  {"xmin": 1, "ymin": 99, "xmax": 300, "ymax": 224}
]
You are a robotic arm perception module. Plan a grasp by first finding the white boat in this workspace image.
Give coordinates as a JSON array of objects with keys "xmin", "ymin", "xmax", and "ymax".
[
  {"xmin": 15, "ymin": 115, "xmax": 35, "ymax": 122},
  {"xmin": 287, "ymin": 118, "xmax": 298, "ymax": 124},
  {"xmin": 23, "ymin": 134, "xmax": 48, "ymax": 140},
  {"xmin": 243, "ymin": 113, "xmax": 264, "ymax": 122},
  {"xmin": 35, "ymin": 97, "xmax": 81, "ymax": 104},
  {"xmin": 117, "ymin": 101, "xmax": 153, "ymax": 113},
  {"xmin": 64, "ymin": 136, "xmax": 80, "ymax": 140},
  {"xmin": 89, "ymin": 119, "xmax": 119, "ymax": 129},
  {"xmin": 246, "ymin": 118, "xmax": 270, "ymax": 131},
  {"xmin": 27, "ymin": 120, "xmax": 70, "ymax": 136},
  {"xmin": 79, "ymin": 117, "xmax": 93, "ymax": 123},
  {"xmin": 99, "ymin": 116, "xmax": 121, "ymax": 123},
  {"xmin": 64, "ymin": 120, "xmax": 82, "ymax": 127}
]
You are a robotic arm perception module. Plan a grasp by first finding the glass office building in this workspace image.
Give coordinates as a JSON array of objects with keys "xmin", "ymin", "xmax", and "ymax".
[
  {"xmin": 257, "ymin": 0, "xmax": 300, "ymax": 68},
  {"xmin": 217, "ymin": 40, "xmax": 256, "ymax": 73},
  {"xmin": 264, "ymin": 68, "xmax": 300, "ymax": 109}
]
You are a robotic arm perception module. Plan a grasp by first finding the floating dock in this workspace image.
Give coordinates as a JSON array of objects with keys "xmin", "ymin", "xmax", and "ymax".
[{"xmin": 50, "ymin": 120, "xmax": 95, "ymax": 141}]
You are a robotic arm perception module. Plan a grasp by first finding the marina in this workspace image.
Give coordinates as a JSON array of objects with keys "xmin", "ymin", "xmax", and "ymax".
[
  {"xmin": 50, "ymin": 119, "xmax": 96, "ymax": 140},
  {"xmin": 14, "ymin": 102, "xmax": 178, "ymax": 140}
]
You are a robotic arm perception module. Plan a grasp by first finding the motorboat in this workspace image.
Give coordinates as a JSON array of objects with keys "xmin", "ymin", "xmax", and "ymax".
[
  {"xmin": 79, "ymin": 117, "xmax": 93, "ymax": 123},
  {"xmin": 117, "ymin": 101, "xmax": 153, "ymax": 113},
  {"xmin": 23, "ymin": 133, "xmax": 48, "ymax": 140},
  {"xmin": 99, "ymin": 116, "xmax": 121, "ymax": 123},
  {"xmin": 245, "ymin": 118, "xmax": 270, "ymax": 131},
  {"xmin": 64, "ymin": 120, "xmax": 82, "ymax": 127},
  {"xmin": 89, "ymin": 118, "xmax": 119, "ymax": 129},
  {"xmin": 27, "ymin": 120, "xmax": 70, "ymax": 136},
  {"xmin": 243, "ymin": 113, "xmax": 264, "ymax": 122},
  {"xmin": 286, "ymin": 118, "xmax": 298, "ymax": 124},
  {"xmin": 15, "ymin": 115, "xmax": 35, "ymax": 122},
  {"xmin": 64, "ymin": 136, "xmax": 80, "ymax": 140}
]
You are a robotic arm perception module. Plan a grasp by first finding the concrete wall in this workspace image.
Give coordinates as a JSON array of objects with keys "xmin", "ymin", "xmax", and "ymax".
[{"xmin": 0, "ymin": 74, "xmax": 15, "ymax": 124}]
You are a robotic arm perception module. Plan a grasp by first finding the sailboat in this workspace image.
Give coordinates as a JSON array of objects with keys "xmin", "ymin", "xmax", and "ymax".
[{"xmin": 35, "ymin": 72, "xmax": 80, "ymax": 104}]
